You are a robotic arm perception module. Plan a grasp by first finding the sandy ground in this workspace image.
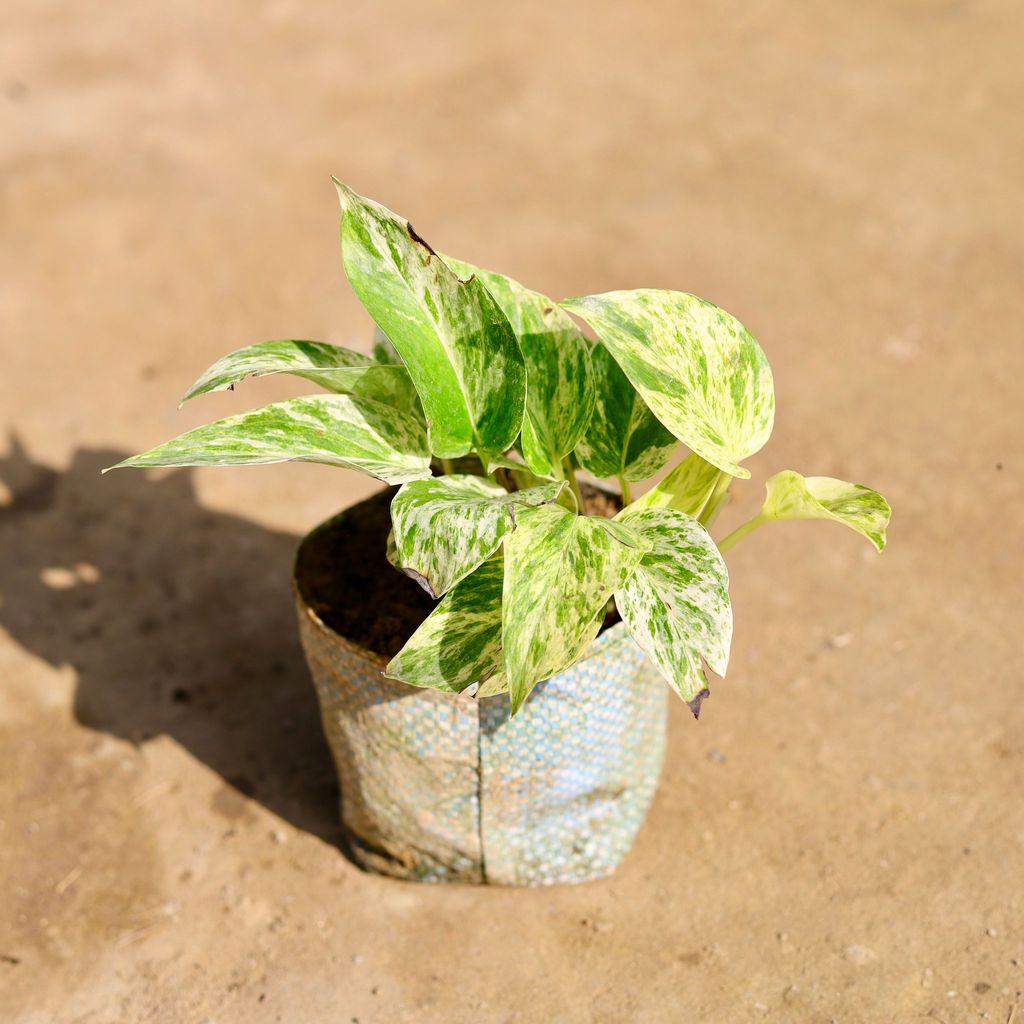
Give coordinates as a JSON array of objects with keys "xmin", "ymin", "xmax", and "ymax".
[{"xmin": 2, "ymin": 1, "xmax": 1023, "ymax": 1021}]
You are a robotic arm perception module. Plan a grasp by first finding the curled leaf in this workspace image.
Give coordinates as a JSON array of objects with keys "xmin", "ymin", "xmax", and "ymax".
[
  {"xmin": 180, "ymin": 339, "xmax": 421, "ymax": 417},
  {"xmin": 761, "ymin": 471, "xmax": 891, "ymax": 551}
]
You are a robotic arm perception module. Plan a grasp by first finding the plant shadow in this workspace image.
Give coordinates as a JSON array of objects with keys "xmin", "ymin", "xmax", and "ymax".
[{"xmin": 0, "ymin": 436, "xmax": 348, "ymax": 849}]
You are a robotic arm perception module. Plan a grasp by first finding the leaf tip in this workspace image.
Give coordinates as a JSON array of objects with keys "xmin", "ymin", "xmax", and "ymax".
[
  {"xmin": 686, "ymin": 687, "xmax": 711, "ymax": 720},
  {"xmin": 332, "ymin": 177, "xmax": 353, "ymax": 211},
  {"xmin": 402, "ymin": 566, "xmax": 440, "ymax": 600}
]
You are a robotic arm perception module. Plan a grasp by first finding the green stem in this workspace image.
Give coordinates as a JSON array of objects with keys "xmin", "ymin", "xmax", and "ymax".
[
  {"xmin": 698, "ymin": 472, "xmax": 732, "ymax": 526},
  {"xmin": 618, "ymin": 474, "xmax": 632, "ymax": 506},
  {"xmin": 563, "ymin": 458, "xmax": 583, "ymax": 512},
  {"xmin": 717, "ymin": 513, "xmax": 767, "ymax": 554},
  {"xmin": 440, "ymin": 458, "xmax": 455, "ymax": 476}
]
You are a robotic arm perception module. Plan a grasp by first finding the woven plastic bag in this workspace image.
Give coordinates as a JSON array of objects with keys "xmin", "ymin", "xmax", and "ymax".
[{"xmin": 294, "ymin": 502, "xmax": 667, "ymax": 886}]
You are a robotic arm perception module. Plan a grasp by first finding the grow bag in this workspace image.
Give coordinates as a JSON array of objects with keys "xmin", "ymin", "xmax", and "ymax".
[{"xmin": 294, "ymin": 492, "xmax": 667, "ymax": 886}]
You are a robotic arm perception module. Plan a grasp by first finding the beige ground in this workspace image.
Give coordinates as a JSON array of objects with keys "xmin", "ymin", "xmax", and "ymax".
[{"xmin": 2, "ymin": 1, "xmax": 1023, "ymax": 1021}]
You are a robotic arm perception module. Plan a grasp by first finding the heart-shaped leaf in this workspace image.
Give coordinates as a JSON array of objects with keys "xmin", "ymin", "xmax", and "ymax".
[
  {"xmin": 390, "ymin": 474, "xmax": 565, "ymax": 598},
  {"xmin": 502, "ymin": 504, "xmax": 649, "ymax": 713},
  {"xmin": 561, "ymin": 290, "xmax": 774, "ymax": 478},
  {"xmin": 444, "ymin": 257, "xmax": 595, "ymax": 479},
  {"xmin": 761, "ymin": 471, "xmax": 891, "ymax": 551},
  {"xmin": 615, "ymin": 507, "xmax": 732, "ymax": 716},
  {"xmin": 631, "ymin": 452, "xmax": 721, "ymax": 516},
  {"xmin": 106, "ymin": 394, "xmax": 431, "ymax": 484},
  {"xmin": 180, "ymin": 339, "xmax": 421, "ymax": 416},
  {"xmin": 336, "ymin": 181, "xmax": 525, "ymax": 460},
  {"xmin": 574, "ymin": 342, "xmax": 677, "ymax": 483},
  {"xmin": 385, "ymin": 555, "xmax": 506, "ymax": 694}
]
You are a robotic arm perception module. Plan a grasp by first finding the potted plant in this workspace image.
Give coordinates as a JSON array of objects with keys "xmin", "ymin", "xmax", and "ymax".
[{"xmin": 109, "ymin": 182, "xmax": 891, "ymax": 886}]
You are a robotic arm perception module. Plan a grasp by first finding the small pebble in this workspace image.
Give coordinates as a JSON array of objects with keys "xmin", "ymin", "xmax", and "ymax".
[
  {"xmin": 269, "ymin": 829, "xmax": 287, "ymax": 845},
  {"xmin": 843, "ymin": 944, "xmax": 877, "ymax": 965},
  {"xmin": 707, "ymin": 748, "xmax": 726, "ymax": 764},
  {"xmin": 40, "ymin": 567, "xmax": 77, "ymax": 590},
  {"xmin": 828, "ymin": 632, "xmax": 854, "ymax": 649}
]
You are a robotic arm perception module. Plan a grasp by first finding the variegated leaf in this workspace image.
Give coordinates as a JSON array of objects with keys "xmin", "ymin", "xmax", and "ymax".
[
  {"xmin": 385, "ymin": 556, "xmax": 505, "ymax": 694},
  {"xmin": 180, "ymin": 339, "xmax": 421, "ymax": 416},
  {"xmin": 561, "ymin": 290, "xmax": 774, "ymax": 479},
  {"xmin": 615, "ymin": 507, "xmax": 732, "ymax": 717},
  {"xmin": 632, "ymin": 452, "xmax": 721, "ymax": 516},
  {"xmin": 390, "ymin": 474, "xmax": 565, "ymax": 598},
  {"xmin": 761, "ymin": 471, "xmax": 891, "ymax": 551},
  {"xmin": 445, "ymin": 257, "xmax": 595, "ymax": 479},
  {"xmin": 336, "ymin": 181, "xmax": 526, "ymax": 460},
  {"xmin": 106, "ymin": 394, "xmax": 431, "ymax": 484},
  {"xmin": 502, "ymin": 504, "xmax": 649, "ymax": 713},
  {"xmin": 574, "ymin": 342, "xmax": 677, "ymax": 483}
]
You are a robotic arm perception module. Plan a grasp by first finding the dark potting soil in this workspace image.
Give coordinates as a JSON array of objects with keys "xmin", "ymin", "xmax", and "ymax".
[{"xmin": 295, "ymin": 483, "xmax": 623, "ymax": 660}]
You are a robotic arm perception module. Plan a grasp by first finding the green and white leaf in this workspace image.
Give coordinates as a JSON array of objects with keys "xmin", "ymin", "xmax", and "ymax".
[
  {"xmin": 760, "ymin": 471, "xmax": 891, "ymax": 551},
  {"xmin": 385, "ymin": 556, "xmax": 505, "ymax": 694},
  {"xmin": 561, "ymin": 290, "xmax": 774, "ymax": 479},
  {"xmin": 631, "ymin": 452, "xmax": 721, "ymax": 516},
  {"xmin": 502, "ymin": 504, "xmax": 649, "ymax": 713},
  {"xmin": 445, "ymin": 257, "xmax": 595, "ymax": 479},
  {"xmin": 574, "ymin": 341, "xmax": 677, "ymax": 483},
  {"xmin": 615, "ymin": 507, "xmax": 732, "ymax": 715},
  {"xmin": 180, "ymin": 339, "xmax": 421, "ymax": 416},
  {"xmin": 106, "ymin": 394, "xmax": 431, "ymax": 484},
  {"xmin": 336, "ymin": 181, "xmax": 526, "ymax": 460},
  {"xmin": 390, "ymin": 474, "xmax": 565, "ymax": 598}
]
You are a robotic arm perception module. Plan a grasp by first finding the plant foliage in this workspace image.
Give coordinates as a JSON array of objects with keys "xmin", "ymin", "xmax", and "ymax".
[{"xmin": 112, "ymin": 183, "xmax": 892, "ymax": 716}]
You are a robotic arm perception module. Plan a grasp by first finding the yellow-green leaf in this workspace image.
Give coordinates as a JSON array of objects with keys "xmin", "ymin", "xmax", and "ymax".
[
  {"xmin": 574, "ymin": 342, "xmax": 677, "ymax": 483},
  {"xmin": 106, "ymin": 394, "xmax": 431, "ymax": 485},
  {"xmin": 445, "ymin": 257, "xmax": 595, "ymax": 479},
  {"xmin": 631, "ymin": 452, "xmax": 721, "ymax": 516},
  {"xmin": 389, "ymin": 474, "xmax": 565, "ymax": 598},
  {"xmin": 385, "ymin": 556, "xmax": 505, "ymax": 694},
  {"xmin": 561, "ymin": 290, "xmax": 774, "ymax": 479},
  {"xmin": 502, "ymin": 504, "xmax": 649, "ymax": 713},
  {"xmin": 336, "ymin": 182, "xmax": 525, "ymax": 460},
  {"xmin": 616, "ymin": 507, "xmax": 732, "ymax": 716},
  {"xmin": 180, "ymin": 339, "xmax": 421, "ymax": 417},
  {"xmin": 761, "ymin": 471, "xmax": 891, "ymax": 551}
]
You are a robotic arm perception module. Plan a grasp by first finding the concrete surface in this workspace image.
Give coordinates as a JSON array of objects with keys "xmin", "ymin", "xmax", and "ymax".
[{"xmin": 2, "ymin": 1, "xmax": 1022, "ymax": 1021}]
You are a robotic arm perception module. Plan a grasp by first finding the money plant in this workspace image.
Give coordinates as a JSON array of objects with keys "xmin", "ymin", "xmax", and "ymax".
[{"xmin": 111, "ymin": 182, "xmax": 891, "ymax": 717}]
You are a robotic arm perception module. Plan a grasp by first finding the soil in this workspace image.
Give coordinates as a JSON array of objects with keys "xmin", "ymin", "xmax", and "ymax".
[
  {"xmin": 3, "ymin": 4, "xmax": 1023, "ymax": 1022},
  {"xmin": 295, "ymin": 487, "xmax": 435, "ymax": 659},
  {"xmin": 295, "ymin": 483, "xmax": 622, "ymax": 658}
]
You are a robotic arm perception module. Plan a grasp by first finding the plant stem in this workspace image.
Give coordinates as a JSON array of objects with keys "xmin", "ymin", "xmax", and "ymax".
[
  {"xmin": 440, "ymin": 458, "xmax": 455, "ymax": 476},
  {"xmin": 563, "ymin": 458, "xmax": 583, "ymax": 512},
  {"xmin": 698, "ymin": 472, "xmax": 732, "ymax": 526},
  {"xmin": 717, "ymin": 513, "xmax": 767, "ymax": 554},
  {"xmin": 618, "ymin": 474, "xmax": 632, "ymax": 506}
]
